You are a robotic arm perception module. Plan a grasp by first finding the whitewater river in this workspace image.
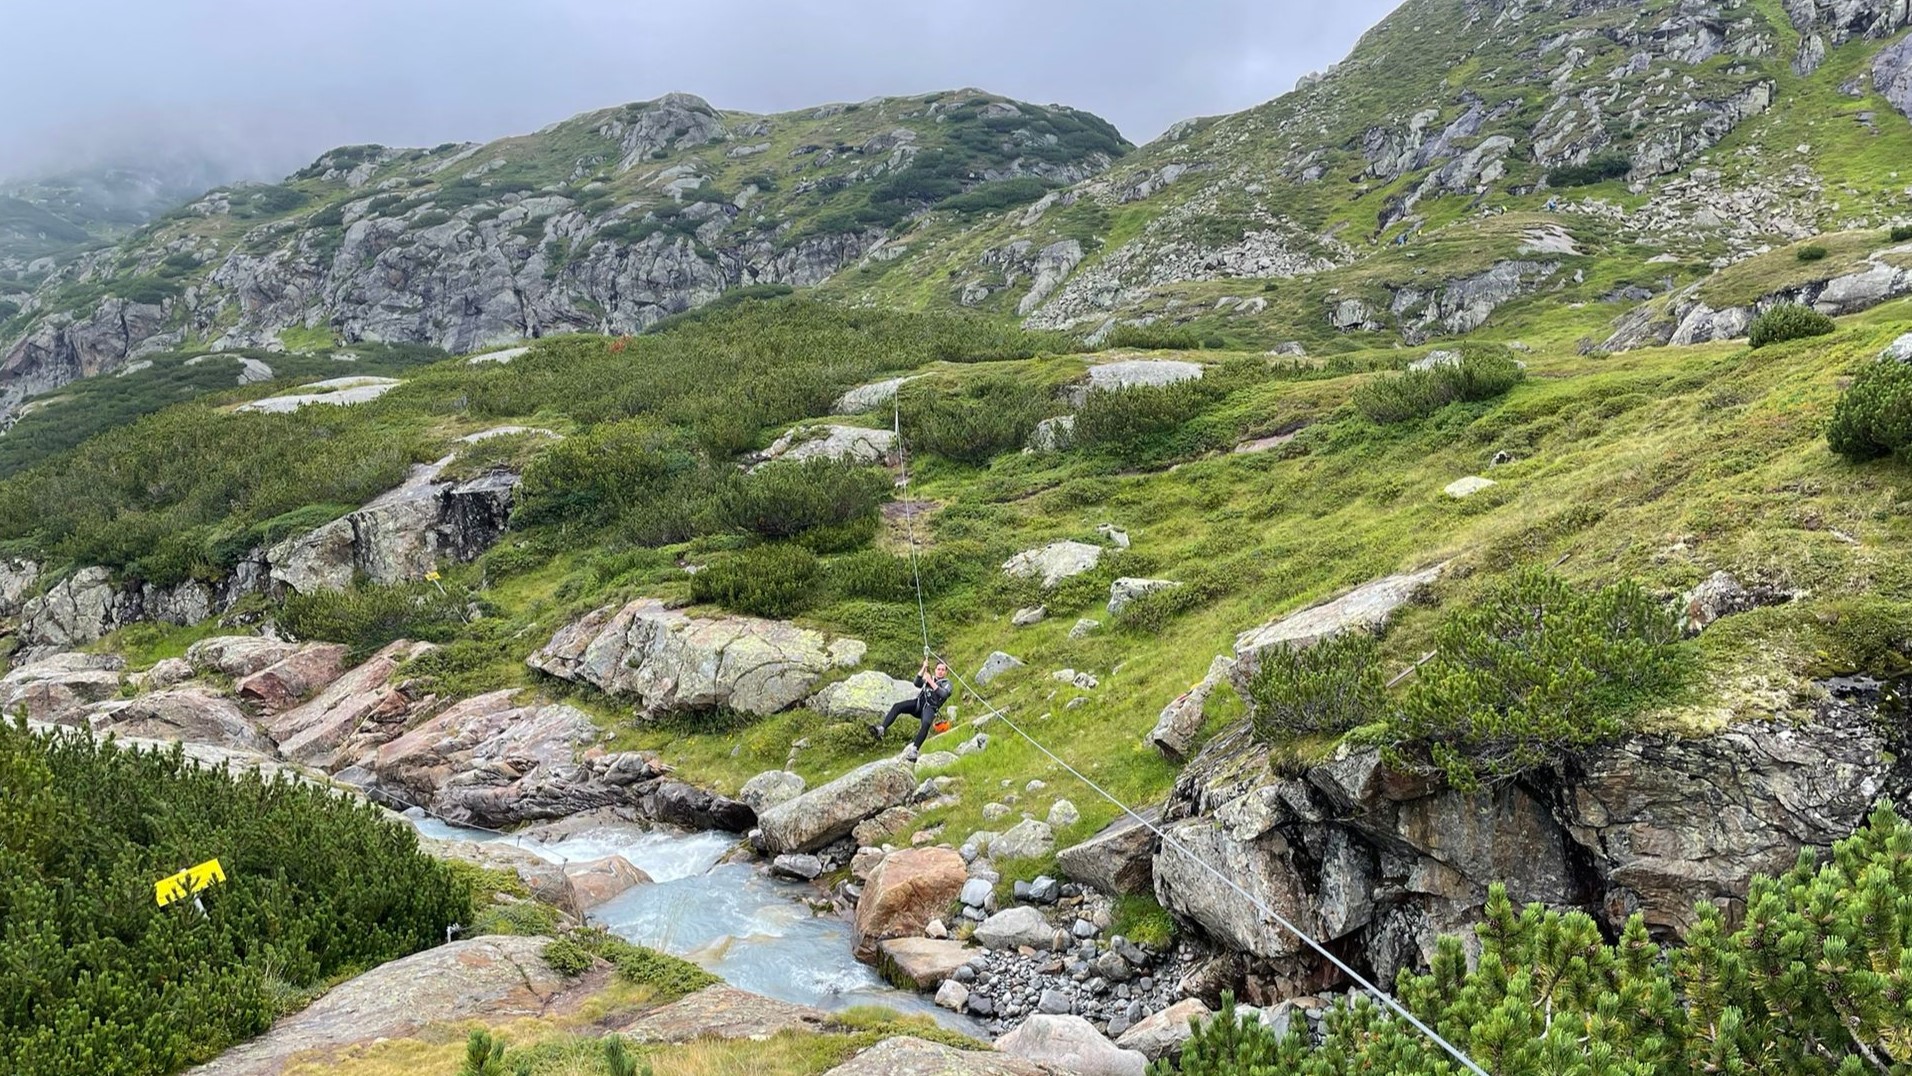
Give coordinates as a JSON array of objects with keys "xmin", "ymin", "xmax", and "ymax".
[{"xmin": 405, "ymin": 812, "xmax": 973, "ymax": 1031}]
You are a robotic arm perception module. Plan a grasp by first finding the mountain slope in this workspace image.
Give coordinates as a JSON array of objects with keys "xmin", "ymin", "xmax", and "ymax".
[{"xmin": 0, "ymin": 91, "xmax": 1126, "ymax": 425}]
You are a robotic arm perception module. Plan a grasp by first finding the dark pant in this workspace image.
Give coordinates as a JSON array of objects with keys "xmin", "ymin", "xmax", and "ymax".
[{"xmin": 879, "ymin": 699, "xmax": 934, "ymax": 749}]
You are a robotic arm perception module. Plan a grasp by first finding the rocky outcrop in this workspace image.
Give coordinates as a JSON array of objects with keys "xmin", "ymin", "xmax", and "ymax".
[
  {"xmin": 1154, "ymin": 685, "xmax": 1900, "ymax": 1000},
  {"xmin": 528, "ymin": 598, "xmax": 865, "ymax": 717},
  {"xmin": 1231, "ymin": 564, "xmax": 1445, "ymax": 687},
  {"xmin": 1084, "ymin": 359, "xmax": 1203, "ymax": 393},
  {"xmin": 188, "ymin": 935, "xmax": 594, "ymax": 1076},
  {"xmin": 0, "ymin": 558, "xmax": 39, "ymax": 617},
  {"xmin": 1383, "ymin": 261, "xmax": 1561, "ymax": 343},
  {"xmin": 1, "ymin": 652, "xmax": 125, "ymax": 723},
  {"xmin": 269, "ymin": 461, "xmax": 518, "ymax": 594},
  {"xmin": 758, "ymin": 758, "xmax": 916, "ymax": 854},
  {"xmin": 266, "ymin": 640, "xmax": 439, "ymax": 768},
  {"xmin": 367, "ymin": 688, "xmax": 750, "ymax": 831},
  {"xmin": 1107, "ymin": 578, "xmax": 1179, "ymax": 617},
  {"xmin": 1149, "ymin": 656, "xmax": 1235, "ymax": 761},
  {"xmin": 84, "ymin": 689, "xmax": 274, "ymax": 754},
  {"xmin": 17, "ymin": 566, "xmax": 219, "ymax": 654}
]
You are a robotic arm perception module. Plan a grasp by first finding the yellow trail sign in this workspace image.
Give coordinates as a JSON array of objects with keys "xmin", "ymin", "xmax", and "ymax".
[{"xmin": 155, "ymin": 858, "xmax": 227, "ymax": 907}]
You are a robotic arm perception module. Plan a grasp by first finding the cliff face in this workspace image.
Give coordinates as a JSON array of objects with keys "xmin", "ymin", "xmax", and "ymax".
[{"xmin": 1152, "ymin": 679, "xmax": 1904, "ymax": 998}]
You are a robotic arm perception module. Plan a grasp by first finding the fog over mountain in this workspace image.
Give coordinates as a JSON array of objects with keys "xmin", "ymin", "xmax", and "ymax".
[{"xmin": 2, "ymin": 0, "xmax": 1398, "ymax": 184}]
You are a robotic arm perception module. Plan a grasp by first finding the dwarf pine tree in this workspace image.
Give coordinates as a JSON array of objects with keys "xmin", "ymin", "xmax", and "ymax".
[{"xmin": 1162, "ymin": 805, "xmax": 1912, "ymax": 1076}]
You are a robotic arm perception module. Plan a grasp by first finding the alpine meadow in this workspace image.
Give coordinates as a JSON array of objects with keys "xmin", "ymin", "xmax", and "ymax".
[{"xmin": 5, "ymin": 1, "xmax": 1912, "ymax": 1074}]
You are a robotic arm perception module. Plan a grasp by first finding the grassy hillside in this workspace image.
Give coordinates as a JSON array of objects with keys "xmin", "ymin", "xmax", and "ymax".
[{"xmin": 7, "ymin": 293, "xmax": 1905, "ymax": 892}]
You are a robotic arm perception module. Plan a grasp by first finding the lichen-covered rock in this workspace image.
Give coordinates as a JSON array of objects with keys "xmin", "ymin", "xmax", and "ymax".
[
  {"xmin": 1002, "ymin": 541, "xmax": 1103, "ymax": 587},
  {"xmin": 751, "ymin": 423, "xmax": 897, "ymax": 469},
  {"xmin": 1085, "ymin": 359, "xmax": 1204, "ymax": 392},
  {"xmin": 188, "ymin": 936, "xmax": 588, "ymax": 1076},
  {"xmin": 739, "ymin": 769, "xmax": 807, "ymax": 812},
  {"xmin": 620, "ymin": 983, "xmax": 831, "ymax": 1044},
  {"xmin": 1108, "ymin": 577, "xmax": 1180, "ymax": 616},
  {"xmin": 18, "ymin": 567, "xmax": 117, "ymax": 650},
  {"xmin": 757, "ymin": 758, "xmax": 916, "ymax": 854},
  {"xmin": 834, "ymin": 376, "xmax": 915, "ymax": 415},
  {"xmin": 809, "ymin": 670, "xmax": 918, "ymax": 721},
  {"xmin": 977, "ymin": 651, "xmax": 1025, "ymax": 686},
  {"xmin": 1231, "ymin": 564, "xmax": 1445, "ymax": 688},
  {"xmin": 529, "ymin": 598, "xmax": 864, "ymax": 717},
  {"xmin": 1149, "ymin": 656, "xmax": 1235, "ymax": 761},
  {"xmin": 0, "ymin": 558, "xmax": 39, "ymax": 617},
  {"xmin": 991, "ymin": 818, "xmax": 1056, "ymax": 861}
]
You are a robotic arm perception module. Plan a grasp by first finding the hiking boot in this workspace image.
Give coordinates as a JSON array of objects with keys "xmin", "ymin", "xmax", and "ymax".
[
  {"xmin": 868, "ymin": 723, "xmax": 883, "ymax": 741},
  {"xmin": 902, "ymin": 745, "xmax": 920, "ymax": 762}
]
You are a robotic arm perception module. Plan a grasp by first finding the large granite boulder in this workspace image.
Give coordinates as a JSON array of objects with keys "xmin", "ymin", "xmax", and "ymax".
[
  {"xmin": 739, "ymin": 769, "xmax": 806, "ymax": 812},
  {"xmin": 822, "ymin": 1037, "xmax": 1045, "ymax": 1076},
  {"xmin": 1230, "ymin": 564, "xmax": 1445, "ymax": 689},
  {"xmin": 1108, "ymin": 577, "xmax": 1179, "ymax": 616},
  {"xmin": 1057, "ymin": 808, "xmax": 1159, "ymax": 896},
  {"xmin": 1085, "ymin": 359, "xmax": 1203, "ymax": 392},
  {"xmin": 266, "ymin": 640, "xmax": 438, "ymax": 769},
  {"xmin": 1002, "ymin": 541, "xmax": 1104, "ymax": 588},
  {"xmin": 997, "ymin": 1014, "xmax": 1147, "ymax": 1076},
  {"xmin": 833, "ymin": 376, "xmax": 915, "ymax": 415},
  {"xmin": 878, "ymin": 936, "xmax": 976, "ymax": 988},
  {"xmin": 750, "ymin": 423, "xmax": 897, "ymax": 469},
  {"xmin": 267, "ymin": 461, "xmax": 518, "ymax": 594},
  {"xmin": 853, "ymin": 847, "xmax": 968, "ymax": 959},
  {"xmin": 810, "ymin": 670, "xmax": 918, "ymax": 721},
  {"xmin": 528, "ymin": 598, "xmax": 866, "ymax": 717},
  {"xmin": 1115, "ymin": 997, "xmax": 1212, "ymax": 1061},
  {"xmin": 188, "ymin": 936, "xmax": 591, "ymax": 1076},
  {"xmin": 975, "ymin": 906, "xmax": 1056, "ymax": 951},
  {"xmin": 758, "ymin": 758, "xmax": 916, "ymax": 854},
  {"xmin": 619, "ymin": 983, "xmax": 831, "ymax": 1043},
  {"xmin": 17, "ymin": 567, "xmax": 117, "ymax": 650}
]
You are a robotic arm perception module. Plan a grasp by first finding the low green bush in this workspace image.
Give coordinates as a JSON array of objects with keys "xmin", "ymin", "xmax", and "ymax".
[
  {"xmin": 1354, "ymin": 348, "xmax": 1524, "ymax": 424},
  {"xmin": 689, "ymin": 543, "xmax": 821, "ymax": 617},
  {"xmin": 540, "ymin": 937, "xmax": 596, "ymax": 976},
  {"xmin": 280, "ymin": 580, "xmax": 468, "ymax": 659},
  {"xmin": 1892, "ymin": 224, "xmax": 1912, "ymax": 243},
  {"xmin": 1796, "ymin": 244, "xmax": 1830, "ymax": 262},
  {"xmin": 1747, "ymin": 303, "xmax": 1835, "ymax": 349},
  {"xmin": 1546, "ymin": 151, "xmax": 1630, "ymax": 188},
  {"xmin": 1246, "ymin": 632, "xmax": 1387, "ymax": 739},
  {"xmin": 904, "ymin": 376, "xmax": 1052, "ymax": 463},
  {"xmin": 713, "ymin": 459, "xmax": 891, "ymax": 540},
  {"xmin": 1, "ymin": 720, "xmax": 466, "ymax": 1076},
  {"xmin": 1826, "ymin": 358, "xmax": 1912, "ymax": 461},
  {"xmin": 1379, "ymin": 568, "xmax": 1682, "ymax": 786}
]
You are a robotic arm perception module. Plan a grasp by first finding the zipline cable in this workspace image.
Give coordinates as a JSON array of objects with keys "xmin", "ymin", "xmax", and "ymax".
[
  {"xmin": 894, "ymin": 393, "xmax": 933, "ymax": 657},
  {"xmin": 888, "ymin": 406, "xmax": 1491, "ymax": 1076}
]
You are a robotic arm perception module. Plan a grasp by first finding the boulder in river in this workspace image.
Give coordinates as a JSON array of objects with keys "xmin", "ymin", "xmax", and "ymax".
[
  {"xmin": 853, "ymin": 847, "xmax": 967, "ymax": 959},
  {"xmin": 758, "ymin": 758, "xmax": 916, "ymax": 854}
]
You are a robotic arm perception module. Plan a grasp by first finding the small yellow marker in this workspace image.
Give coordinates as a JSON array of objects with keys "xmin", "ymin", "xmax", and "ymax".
[
  {"xmin": 155, "ymin": 858, "xmax": 227, "ymax": 908},
  {"xmin": 425, "ymin": 570, "xmax": 441, "ymax": 582}
]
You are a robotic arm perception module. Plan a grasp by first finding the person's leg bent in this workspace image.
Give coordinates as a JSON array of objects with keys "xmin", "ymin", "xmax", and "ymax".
[{"xmin": 878, "ymin": 699, "xmax": 917, "ymax": 735}]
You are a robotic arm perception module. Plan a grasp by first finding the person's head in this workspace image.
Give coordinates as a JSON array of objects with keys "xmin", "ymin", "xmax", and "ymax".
[{"xmin": 934, "ymin": 662, "xmax": 949, "ymax": 679}]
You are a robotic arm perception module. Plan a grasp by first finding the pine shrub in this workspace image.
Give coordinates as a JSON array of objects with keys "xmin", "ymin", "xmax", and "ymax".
[
  {"xmin": 1353, "ymin": 349, "xmax": 1525, "ymax": 424},
  {"xmin": 713, "ymin": 459, "xmax": 891, "ymax": 540},
  {"xmin": 1747, "ymin": 303, "xmax": 1835, "ymax": 349},
  {"xmin": 1826, "ymin": 358, "xmax": 1912, "ymax": 462},
  {"xmin": 1074, "ymin": 379, "xmax": 1224, "ymax": 463},
  {"xmin": 1246, "ymin": 632, "xmax": 1388, "ymax": 739},
  {"xmin": 0, "ymin": 720, "xmax": 466, "ymax": 1076},
  {"xmin": 1165, "ymin": 805, "xmax": 1912, "ymax": 1076},
  {"xmin": 1892, "ymin": 224, "xmax": 1912, "ymax": 242},
  {"xmin": 689, "ymin": 543, "xmax": 821, "ymax": 618},
  {"xmin": 1796, "ymin": 244, "xmax": 1830, "ymax": 262},
  {"xmin": 280, "ymin": 579, "xmax": 467, "ymax": 659},
  {"xmin": 1382, "ymin": 568, "xmax": 1682, "ymax": 785},
  {"xmin": 905, "ymin": 376, "xmax": 1051, "ymax": 463}
]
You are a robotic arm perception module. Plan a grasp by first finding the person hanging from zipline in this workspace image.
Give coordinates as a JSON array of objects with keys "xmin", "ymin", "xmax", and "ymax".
[{"xmin": 870, "ymin": 655, "xmax": 953, "ymax": 762}]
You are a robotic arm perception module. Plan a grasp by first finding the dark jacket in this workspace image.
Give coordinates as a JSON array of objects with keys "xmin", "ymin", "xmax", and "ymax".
[{"xmin": 914, "ymin": 674, "xmax": 953, "ymax": 719}]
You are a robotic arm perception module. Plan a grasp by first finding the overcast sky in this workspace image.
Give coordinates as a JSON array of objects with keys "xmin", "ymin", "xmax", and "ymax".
[{"xmin": 4, "ymin": 0, "xmax": 1402, "ymax": 184}]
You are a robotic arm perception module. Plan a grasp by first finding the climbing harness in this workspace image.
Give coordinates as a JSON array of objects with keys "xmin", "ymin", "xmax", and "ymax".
[{"xmin": 888, "ymin": 396, "xmax": 1491, "ymax": 1076}]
